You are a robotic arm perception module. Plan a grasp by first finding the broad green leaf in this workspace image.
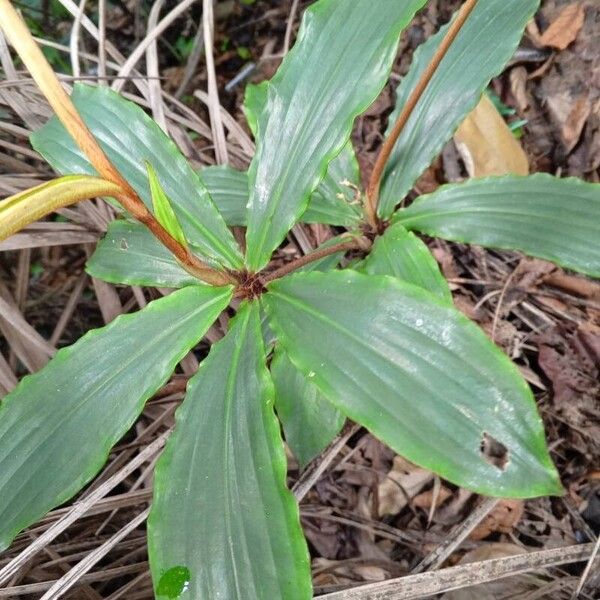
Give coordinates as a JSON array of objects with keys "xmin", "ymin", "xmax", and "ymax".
[
  {"xmin": 31, "ymin": 83, "xmax": 242, "ymax": 269},
  {"xmin": 245, "ymin": 0, "xmax": 428, "ymax": 270},
  {"xmin": 146, "ymin": 162, "xmax": 187, "ymax": 247},
  {"xmin": 199, "ymin": 146, "xmax": 361, "ymax": 228},
  {"xmin": 0, "ymin": 285, "xmax": 232, "ymax": 551},
  {"xmin": 361, "ymin": 222, "xmax": 452, "ymax": 303},
  {"xmin": 271, "ymin": 348, "xmax": 344, "ymax": 469},
  {"xmin": 395, "ymin": 174, "xmax": 600, "ymax": 279},
  {"xmin": 148, "ymin": 302, "xmax": 311, "ymax": 600},
  {"xmin": 86, "ymin": 220, "xmax": 198, "ymax": 288},
  {"xmin": 0, "ymin": 175, "xmax": 121, "ymax": 241},
  {"xmin": 228, "ymin": 84, "xmax": 364, "ymax": 226},
  {"xmin": 378, "ymin": 0, "xmax": 539, "ymax": 217},
  {"xmin": 198, "ymin": 165, "xmax": 248, "ymax": 226},
  {"xmin": 261, "ymin": 232, "xmax": 349, "ymax": 352},
  {"xmin": 244, "ymin": 80, "xmax": 363, "ymax": 228},
  {"xmin": 264, "ymin": 271, "xmax": 562, "ymax": 498}
]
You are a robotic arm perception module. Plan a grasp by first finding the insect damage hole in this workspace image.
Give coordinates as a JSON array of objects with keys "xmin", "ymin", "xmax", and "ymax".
[{"xmin": 480, "ymin": 432, "xmax": 509, "ymax": 471}]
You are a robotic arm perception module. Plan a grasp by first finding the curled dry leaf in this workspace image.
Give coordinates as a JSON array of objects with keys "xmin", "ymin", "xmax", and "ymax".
[
  {"xmin": 545, "ymin": 91, "xmax": 586, "ymax": 153},
  {"xmin": 562, "ymin": 93, "xmax": 592, "ymax": 152},
  {"xmin": 412, "ymin": 486, "xmax": 453, "ymax": 510},
  {"xmin": 509, "ymin": 66, "xmax": 530, "ymax": 112},
  {"xmin": 454, "ymin": 94, "xmax": 529, "ymax": 177},
  {"xmin": 469, "ymin": 498, "xmax": 525, "ymax": 541},
  {"xmin": 312, "ymin": 557, "xmax": 403, "ymax": 588},
  {"xmin": 538, "ymin": 3, "xmax": 586, "ymax": 51},
  {"xmin": 377, "ymin": 455, "xmax": 433, "ymax": 517}
]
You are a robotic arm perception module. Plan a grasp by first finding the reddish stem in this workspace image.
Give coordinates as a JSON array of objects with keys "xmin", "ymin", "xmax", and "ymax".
[
  {"xmin": 365, "ymin": 0, "xmax": 479, "ymax": 226},
  {"xmin": 262, "ymin": 237, "xmax": 371, "ymax": 284}
]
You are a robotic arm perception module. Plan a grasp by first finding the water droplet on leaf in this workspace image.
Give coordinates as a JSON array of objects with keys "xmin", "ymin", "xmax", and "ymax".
[{"xmin": 157, "ymin": 566, "xmax": 191, "ymax": 598}]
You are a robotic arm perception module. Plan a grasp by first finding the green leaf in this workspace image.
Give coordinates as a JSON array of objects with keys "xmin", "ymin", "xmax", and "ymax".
[
  {"xmin": 395, "ymin": 174, "xmax": 600, "ymax": 279},
  {"xmin": 146, "ymin": 161, "xmax": 187, "ymax": 247},
  {"xmin": 244, "ymin": 0, "xmax": 428, "ymax": 270},
  {"xmin": 243, "ymin": 81, "xmax": 268, "ymax": 139},
  {"xmin": 240, "ymin": 82, "xmax": 365, "ymax": 226},
  {"xmin": 0, "ymin": 285, "xmax": 232, "ymax": 551},
  {"xmin": 199, "ymin": 145, "xmax": 362, "ymax": 228},
  {"xmin": 361, "ymin": 222, "xmax": 452, "ymax": 304},
  {"xmin": 271, "ymin": 348, "xmax": 344, "ymax": 469},
  {"xmin": 148, "ymin": 302, "xmax": 311, "ymax": 600},
  {"xmin": 86, "ymin": 220, "xmax": 198, "ymax": 288},
  {"xmin": 198, "ymin": 165, "xmax": 249, "ymax": 226},
  {"xmin": 378, "ymin": 0, "xmax": 539, "ymax": 217},
  {"xmin": 245, "ymin": 82, "xmax": 363, "ymax": 227},
  {"xmin": 303, "ymin": 142, "xmax": 362, "ymax": 226},
  {"xmin": 264, "ymin": 271, "xmax": 562, "ymax": 498},
  {"xmin": 30, "ymin": 83, "xmax": 243, "ymax": 269}
]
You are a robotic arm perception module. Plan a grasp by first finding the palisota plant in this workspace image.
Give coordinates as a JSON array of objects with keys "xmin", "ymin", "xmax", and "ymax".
[{"xmin": 1, "ymin": 0, "xmax": 599, "ymax": 597}]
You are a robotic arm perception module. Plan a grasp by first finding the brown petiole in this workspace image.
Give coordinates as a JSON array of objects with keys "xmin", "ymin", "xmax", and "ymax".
[
  {"xmin": 0, "ymin": 0, "xmax": 234, "ymax": 288},
  {"xmin": 262, "ymin": 236, "xmax": 372, "ymax": 283},
  {"xmin": 364, "ymin": 0, "xmax": 479, "ymax": 227}
]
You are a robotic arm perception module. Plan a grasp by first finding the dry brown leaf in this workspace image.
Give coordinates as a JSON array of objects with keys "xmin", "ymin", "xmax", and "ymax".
[
  {"xmin": 526, "ymin": 19, "xmax": 543, "ymax": 46},
  {"xmin": 544, "ymin": 271, "xmax": 600, "ymax": 301},
  {"xmin": 509, "ymin": 66, "xmax": 530, "ymax": 112},
  {"xmin": 469, "ymin": 498, "xmax": 524, "ymax": 540},
  {"xmin": 412, "ymin": 486, "xmax": 453, "ymax": 510},
  {"xmin": 539, "ymin": 3, "xmax": 586, "ymax": 50},
  {"xmin": 454, "ymin": 94, "xmax": 529, "ymax": 177},
  {"xmin": 562, "ymin": 93, "xmax": 592, "ymax": 152},
  {"xmin": 537, "ymin": 323, "xmax": 600, "ymax": 456},
  {"xmin": 377, "ymin": 455, "xmax": 432, "ymax": 517}
]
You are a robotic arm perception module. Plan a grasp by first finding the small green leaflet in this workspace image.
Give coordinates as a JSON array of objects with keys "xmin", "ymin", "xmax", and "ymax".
[
  {"xmin": 360, "ymin": 222, "xmax": 452, "ymax": 304},
  {"xmin": 243, "ymin": 80, "xmax": 268, "ymax": 139},
  {"xmin": 86, "ymin": 220, "xmax": 198, "ymax": 288},
  {"xmin": 271, "ymin": 348, "xmax": 344, "ymax": 469},
  {"xmin": 146, "ymin": 162, "xmax": 188, "ymax": 248}
]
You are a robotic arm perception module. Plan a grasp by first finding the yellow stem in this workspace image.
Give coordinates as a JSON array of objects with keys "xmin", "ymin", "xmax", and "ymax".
[
  {"xmin": 0, "ymin": 0, "xmax": 232, "ymax": 286},
  {"xmin": 0, "ymin": 176, "xmax": 121, "ymax": 240}
]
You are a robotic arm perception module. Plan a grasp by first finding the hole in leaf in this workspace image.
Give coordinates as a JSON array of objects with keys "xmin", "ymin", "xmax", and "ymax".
[{"xmin": 480, "ymin": 432, "xmax": 509, "ymax": 471}]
